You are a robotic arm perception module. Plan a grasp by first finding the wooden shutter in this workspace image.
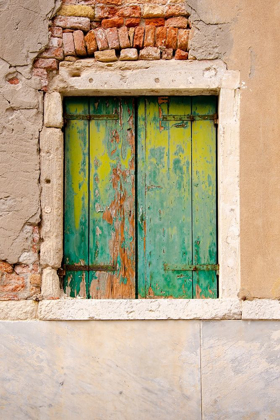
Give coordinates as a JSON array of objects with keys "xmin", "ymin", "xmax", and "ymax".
[
  {"xmin": 64, "ymin": 97, "xmax": 136, "ymax": 298},
  {"xmin": 137, "ymin": 97, "xmax": 218, "ymax": 298}
]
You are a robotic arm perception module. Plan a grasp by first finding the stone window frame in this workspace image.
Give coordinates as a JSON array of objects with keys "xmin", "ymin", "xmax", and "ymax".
[{"xmin": 39, "ymin": 59, "xmax": 242, "ymax": 320}]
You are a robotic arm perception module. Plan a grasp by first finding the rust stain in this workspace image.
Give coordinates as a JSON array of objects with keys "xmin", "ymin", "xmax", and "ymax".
[
  {"xmin": 79, "ymin": 272, "xmax": 87, "ymax": 298},
  {"xmin": 103, "ymin": 208, "xmax": 113, "ymax": 225},
  {"xmin": 196, "ymin": 283, "xmax": 202, "ymax": 298},
  {"xmin": 158, "ymin": 97, "xmax": 168, "ymax": 104}
]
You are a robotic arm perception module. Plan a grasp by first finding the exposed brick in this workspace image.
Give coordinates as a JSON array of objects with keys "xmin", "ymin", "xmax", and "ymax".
[
  {"xmin": 175, "ymin": 49, "xmax": 188, "ymax": 60},
  {"xmin": 139, "ymin": 46, "xmax": 160, "ymax": 60},
  {"xmin": 32, "ymin": 68, "xmax": 48, "ymax": 87},
  {"xmin": 56, "ymin": 5, "xmax": 95, "ymax": 19},
  {"xmin": 101, "ymin": 0, "xmax": 122, "ymax": 4},
  {"xmin": 117, "ymin": 6, "xmax": 141, "ymax": 18},
  {"xmin": 85, "ymin": 30, "xmax": 98, "ymax": 54},
  {"xmin": 73, "ymin": 30, "xmax": 87, "ymax": 56},
  {"xmin": 49, "ymin": 37, "xmax": 63, "ymax": 47},
  {"xmin": 53, "ymin": 16, "xmax": 90, "ymax": 31},
  {"xmin": 125, "ymin": 18, "xmax": 140, "ymax": 27},
  {"xmin": 133, "ymin": 27, "xmax": 144, "ymax": 49},
  {"xmin": 63, "ymin": 29, "xmax": 74, "ymax": 33},
  {"xmin": 63, "ymin": 32, "xmax": 75, "ymax": 55},
  {"xmin": 33, "ymin": 58, "xmax": 58, "ymax": 70},
  {"xmin": 145, "ymin": 18, "xmax": 165, "ymax": 27},
  {"xmin": 118, "ymin": 26, "xmax": 130, "ymax": 49},
  {"xmin": 164, "ymin": 4, "xmax": 189, "ymax": 17},
  {"xmin": 0, "ymin": 262, "xmax": 13, "ymax": 274},
  {"xmin": 120, "ymin": 48, "xmax": 138, "ymax": 60},
  {"xmin": 144, "ymin": 25, "xmax": 155, "ymax": 47},
  {"xmin": 90, "ymin": 21, "xmax": 101, "ymax": 29},
  {"xmin": 165, "ymin": 17, "xmax": 188, "ymax": 28},
  {"xmin": 128, "ymin": 28, "xmax": 135, "ymax": 46},
  {"xmin": 0, "ymin": 273, "xmax": 25, "ymax": 293},
  {"xmin": 95, "ymin": 6, "xmax": 117, "ymax": 19},
  {"xmin": 162, "ymin": 48, "xmax": 173, "ymax": 59},
  {"xmin": 40, "ymin": 47, "xmax": 64, "ymax": 60},
  {"xmin": 14, "ymin": 264, "xmax": 30, "ymax": 274},
  {"xmin": 143, "ymin": 5, "xmax": 164, "ymax": 18},
  {"xmin": 95, "ymin": 50, "xmax": 117, "ymax": 62},
  {"xmin": 101, "ymin": 17, "xmax": 124, "ymax": 28},
  {"xmin": 106, "ymin": 27, "xmax": 120, "ymax": 49},
  {"xmin": 166, "ymin": 27, "xmax": 178, "ymax": 49},
  {"xmin": 177, "ymin": 29, "xmax": 189, "ymax": 51},
  {"xmin": 94, "ymin": 28, "xmax": 109, "ymax": 50},
  {"xmin": 49, "ymin": 26, "xmax": 63, "ymax": 38},
  {"xmin": 29, "ymin": 274, "xmax": 41, "ymax": 287},
  {"xmin": 155, "ymin": 27, "xmax": 167, "ymax": 48},
  {"xmin": 7, "ymin": 77, "xmax": 20, "ymax": 85}
]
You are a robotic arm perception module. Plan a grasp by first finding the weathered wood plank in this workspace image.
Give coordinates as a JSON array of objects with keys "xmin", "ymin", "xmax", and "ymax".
[
  {"xmin": 192, "ymin": 96, "xmax": 218, "ymax": 298},
  {"xmin": 88, "ymin": 98, "xmax": 135, "ymax": 298},
  {"xmin": 64, "ymin": 97, "xmax": 89, "ymax": 298}
]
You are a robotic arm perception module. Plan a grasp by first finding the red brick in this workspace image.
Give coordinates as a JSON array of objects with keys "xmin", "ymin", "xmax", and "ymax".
[
  {"xmin": 101, "ymin": 0, "xmax": 122, "ymax": 5},
  {"xmin": 0, "ymin": 273, "xmax": 25, "ymax": 293},
  {"xmin": 0, "ymin": 262, "xmax": 13, "ymax": 273},
  {"xmin": 101, "ymin": 17, "xmax": 124, "ymax": 29},
  {"xmin": 166, "ymin": 27, "xmax": 177, "ymax": 49},
  {"xmin": 118, "ymin": 26, "xmax": 130, "ymax": 49},
  {"xmin": 63, "ymin": 32, "xmax": 75, "ymax": 55},
  {"xmin": 40, "ymin": 47, "xmax": 64, "ymax": 60},
  {"xmin": 117, "ymin": 6, "xmax": 141, "ymax": 18},
  {"xmin": 85, "ymin": 30, "xmax": 98, "ymax": 54},
  {"xmin": 63, "ymin": 29, "xmax": 74, "ymax": 33},
  {"xmin": 33, "ymin": 58, "xmax": 58, "ymax": 70},
  {"xmin": 49, "ymin": 37, "xmax": 63, "ymax": 47},
  {"xmin": 94, "ymin": 28, "xmax": 109, "ymax": 50},
  {"xmin": 139, "ymin": 47, "xmax": 160, "ymax": 60},
  {"xmin": 155, "ymin": 27, "xmax": 167, "ymax": 48},
  {"xmin": 177, "ymin": 29, "xmax": 189, "ymax": 51},
  {"xmin": 53, "ymin": 16, "xmax": 90, "ymax": 31},
  {"xmin": 7, "ymin": 77, "xmax": 20, "ymax": 85},
  {"xmin": 164, "ymin": 4, "xmax": 189, "ymax": 17},
  {"xmin": 106, "ymin": 27, "xmax": 120, "ymax": 49},
  {"xmin": 162, "ymin": 48, "xmax": 173, "ymax": 59},
  {"xmin": 165, "ymin": 17, "xmax": 188, "ymax": 28},
  {"xmin": 133, "ymin": 27, "xmax": 144, "ymax": 49},
  {"xmin": 175, "ymin": 49, "xmax": 188, "ymax": 60},
  {"xmin": 90, "ymin": 21, "xmax": 101, "ymax": 29},
  {"xmin": 144, "ymin": 26, "xmax": 155, "ymax": 47},
  {"xmin": 144, "ymin": 18, "xmax": 165, "ymax": 27},
  {"xmin": 49, "ymin": 26, "xmax": 63, "ymax": 38},
  {"xmin": 125, "ymin": 18, "xmax": 140, "ymax": 27},
  {"xmin": 95, "ymin": 6, "xmax": 117, "ymax": 19},
  {"xmin": 73, "ymin": 30, "xmax": 87, "ymax": 56}
]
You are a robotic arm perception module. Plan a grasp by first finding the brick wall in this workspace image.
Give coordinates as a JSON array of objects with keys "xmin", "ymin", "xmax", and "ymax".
[{"xmin": 33, "ymin": 0, "xmax": 193, "ymax": 91}]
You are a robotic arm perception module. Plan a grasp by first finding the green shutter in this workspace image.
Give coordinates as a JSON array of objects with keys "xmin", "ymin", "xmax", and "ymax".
[{"xmin": 64, "ymin": 96, "xmax": 217, "ymax": 299}]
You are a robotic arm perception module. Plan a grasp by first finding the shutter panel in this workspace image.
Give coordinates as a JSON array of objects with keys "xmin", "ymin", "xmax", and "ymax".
[{"xmin": 64, "ymin": 98, "xmax": 89, "ymax": 298}]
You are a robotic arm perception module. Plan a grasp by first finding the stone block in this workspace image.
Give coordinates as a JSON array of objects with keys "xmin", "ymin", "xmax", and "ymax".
[
  {"xmin": 166, "ymin": 27, "xmax": 178, "ymax": 49},
  {"xmin": 63, "ymin": 32, "xmax": 75, "ymax": 56},
  {"xmin": 0, "ymin": 301, "xmax": 37, "ymax": 320},
  {"xmin": 143, "ymin": 5, "xmax": 164, "ymax": 18},
  {"xmin": 40, "ymin": 47, "xmax": 64, "ymax": 60},
  {"xmin": 53, "ymin": 16, "xmax": 90, "ymax": 32},
  {"xmin": 117, "ymin": 6, "xmax": 141, "ymax": 18},
  {"xmin": 106, "ymin": 27, "xmax": 120, "ymax": 50},
  {"xmin": 41, "ymin": 267, "xmax": 61, "ymax": 299},
  {"xmin": 177, "ymin": 29, "xmax": 189, "ymax": 51},
  {"xmin": 119, "ymin": 48, "xmax": 138, "ymax": 61},
  {"xmin": 164, "ymin": 4, "xmax": 189, "ymax": 17},
  {"xmin": 95, "ymin": 6, "xmax": 117, "ymax": 19},
  {"xmin": 33, "ymin": 59, "xmax": 58, "ymax": 71},
  {"xmin": 125, "ymin": 18, "xmax": 140, "ymax": 27},
  {"xmin": 118, "ymin": 27, "xmax": 130, "ymax": 49},
  {"xmin": 144, "ymin": 26, "xmax": 155, "ymax": 47},
  {"xmin": 94, "ymin": 28, "xmax": 109, "ymax": 51},
  {"xmin": 144, "ymin": 18, "xmax": 165, "ymax": 27},
  {"xmin": 29, "ymin": 273, "xmax": 41, "ymax": 287},
  {"xmin": 162, "ymin": 48, "xmax": 173, "ymax": 60},
  {"xmin": 165, "ymin": 17, "xmax": 188, "ymax": 28},
  {"xmin": 133, "ymin": 27, "xmax": 144, "ymax": 49},
  {"xmin": 49, "ymin": 37, "xmax": 63, "ymax": 48},
  {"xmin": 94, "ymin": 50, "xmax": 117, "ymax": 62},
  {"xmin": 175, "ymin": 49, "xmax": 188, "ymax": 60},
  {"xmin": 85, "ymin": 30, "xmax": 97, "ymax": 55},
  {"xmin": 139, "ymin": 47, "xmax": 161, "ymax": 60},
  {"xmin": 44, "ymin": 92, "xmax": 63, "ymax": 129},
  {"xmin": 101, "ymin": 17, "xmax": 124, "ymax": 29},
  {"xmin": 56, "ymin": 5, "xmax": 95, "ymax": 20},
  {"xmin": 73, "ymin": 30, "xmax": 87, "ymax": 56},
  {"xmin": 40, "ymin": 128, "xmax": 63, "ymax": 268},
  {"xmin": 155, "ymin": 27, "xmax": 167, "ymax": 47}
]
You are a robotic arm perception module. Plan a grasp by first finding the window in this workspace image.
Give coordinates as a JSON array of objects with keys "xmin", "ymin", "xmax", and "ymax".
[{"xmin": 63, "ymin": 96, "xmax": 218, "ymax": 299}]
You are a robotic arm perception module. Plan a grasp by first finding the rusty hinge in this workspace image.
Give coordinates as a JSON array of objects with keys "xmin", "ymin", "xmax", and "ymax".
[
  {"xmin": 58, "ymin": 264, "xmax": 117, "ymax": 277},
  {"xmin": 164, "ymin": 263, "xmax": 219, "ymax": 272}
]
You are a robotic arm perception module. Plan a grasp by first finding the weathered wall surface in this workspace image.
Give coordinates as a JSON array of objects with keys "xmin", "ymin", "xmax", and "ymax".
[{"xmin": 0, "ymin": 320, "xmax": 279, "ymax": 419}]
